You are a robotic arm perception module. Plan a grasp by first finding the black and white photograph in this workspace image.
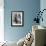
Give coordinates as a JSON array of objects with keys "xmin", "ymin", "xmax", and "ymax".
[{"xmin": 11, "ymin": 11, "xmax": 24, "ymax": 27}]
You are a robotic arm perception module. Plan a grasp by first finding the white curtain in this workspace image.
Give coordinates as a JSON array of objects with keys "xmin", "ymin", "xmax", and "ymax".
[{"xmin": 0, "ymin": 0, "xmax": 4, "ymax": 42}]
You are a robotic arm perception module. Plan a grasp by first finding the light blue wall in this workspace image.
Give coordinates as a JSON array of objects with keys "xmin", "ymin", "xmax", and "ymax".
[
  {"xmin": 4, "ymin": 0, "xmax": 40, "ymax": 42},
  {"xmin": 40, "ymin": 0, "xmax": 46, "ymax": 27}
]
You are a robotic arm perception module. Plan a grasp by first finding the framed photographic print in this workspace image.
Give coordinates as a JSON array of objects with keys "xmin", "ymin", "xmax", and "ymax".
[{"xmin": 11, "ymin": 11, "xmax": 24, "ymax": 27}]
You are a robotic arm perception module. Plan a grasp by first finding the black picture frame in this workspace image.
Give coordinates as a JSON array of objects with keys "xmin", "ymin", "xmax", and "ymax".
[{"xmin": 11, "ymin": 11, "xmax": 24, "ymax": 27}]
